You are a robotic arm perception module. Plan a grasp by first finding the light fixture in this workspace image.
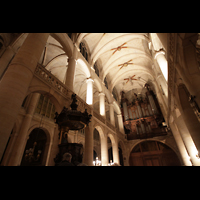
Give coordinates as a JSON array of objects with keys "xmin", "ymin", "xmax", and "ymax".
[
  {"xmin": 25, "ymin": 142, "xmax": 42, "ymax": 163},
  {"xmin": 93, "ymin": 157, "xmax": 101, "ymax": 166},
  {"xmin": 108, "ymin": 160, "xmax": 114, "ymax": 166}
]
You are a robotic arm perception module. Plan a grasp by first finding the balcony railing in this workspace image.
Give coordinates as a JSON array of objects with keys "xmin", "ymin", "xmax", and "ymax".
[{"xmin": 35, "ymin": 64, "xmax": 91, "ymax": 114}]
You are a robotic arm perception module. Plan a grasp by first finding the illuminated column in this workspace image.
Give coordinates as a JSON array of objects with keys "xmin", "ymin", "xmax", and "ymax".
[
  {"xmin": 0, "ymin": 33, "xmax": 49, "ymax": 161},
  {"xmin": 169, "ymin": 118, "xmax": 192, "ymax": 166},
  {"xmin": 99, "ymin": 92, "xmax": 105, "ymax": 117},
  {"xmin": 109, "ymin": 103, "xmax": 115, "ymax": 126},
  {"xmin": 174, "ymin": 114, "xmax": 200, "ymax": 166},
  {"xmin": 86, "ymin": 78, "xmax": 94, "ymax": 105},
  {"xmin": 155, "ymin": 50, "xmax": 168, "ymax": 81},
  {"xmin": 101, "ymin": 135, "xmax": 109, "ymax": 166},
  {"xmin": 117, "ymin": 114, "xmax": 125, "ymax": 134},
  {"xmin": 65, "ymin": 45, "xmax": 78, "ymax": 91},
  {"xmin": 112, "ymin": 140, "xmax": 120, "ymax": 165}
]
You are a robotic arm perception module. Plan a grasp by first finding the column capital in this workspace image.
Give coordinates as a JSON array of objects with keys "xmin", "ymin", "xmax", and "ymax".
[
  {"xmin": 154, "ymin": 49, "xmax": 165, "ymax": 59},
  {"xmin": 67, "ymin": 57, "xmax": 77, "ymax": 63},
  {"xmin": 117, "ymin": 113, "xmax": 122, "ymax": 118},
  {"xmin": 98, "ymin": 92, "xmax": 105, "ymax": 97},
  {"xmin": 86, "ymin": 78, "xmax": 94, "ymax": 83}
]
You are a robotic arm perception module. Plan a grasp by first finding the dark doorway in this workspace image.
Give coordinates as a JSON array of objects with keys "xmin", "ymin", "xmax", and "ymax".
[
  {"xmin": 108, "ymin": 147, "xmax": 113, "ymax": 164},
  {"xmin": 93, "ymin": 150, "xmax": 97, "ymax": 161},
  {"xmin": 21, "ymin": 128, "xmax": 47, "ymax": 166}
]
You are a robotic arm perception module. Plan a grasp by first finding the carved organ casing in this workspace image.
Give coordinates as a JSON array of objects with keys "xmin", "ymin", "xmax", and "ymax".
[{"xmin": 121, "ymin": 89, "xmax": 167, "ymax": 140}]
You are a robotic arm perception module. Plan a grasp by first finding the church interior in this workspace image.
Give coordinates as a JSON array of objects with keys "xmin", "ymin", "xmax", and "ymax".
[{"xmin": 0, "ymin": 33, "xmax": 200, "ymax": 166}]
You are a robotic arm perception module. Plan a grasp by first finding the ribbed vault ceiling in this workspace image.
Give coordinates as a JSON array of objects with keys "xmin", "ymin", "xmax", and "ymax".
[
  {"xmin": 81, "ymin": 33, "xmax": 154, "ymax": 98},
  {"xmin": 38, "ymin": 33, "xmax": 157, "ymax": 108}
]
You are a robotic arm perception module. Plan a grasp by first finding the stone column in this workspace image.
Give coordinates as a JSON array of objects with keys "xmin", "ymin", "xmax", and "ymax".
[
  {"xmin": 155, "ymin": 50, "xmax": 168, "ymax": 81},
  {"xmin": 178, "ymin": 85, "xmax": 200, "ymax": 160},
  {"xmin": 0, "ymin": 33, "xmax": 49, "ymax": 161},
  {"xmin": 99, "ymin": 92, "xmax": 105, "ymax": 117},
  {"xmin": 174, "ymin": 113, "xmax": 200, "ymax": 166},
  {"xmin": 0, "ymin": 46, "xmax": 15, "ymax": 79},
  {"xmin": 112, "ymin": 138, "xmax": 120, "ymax": 165},
  {"xmin": 65, "ymin": 45, "xmax": 78, "ymax": 91},
  {"xmin": 169, "ymin": 119, "xmax": 192, "ymax": 166},
  {"xmin": 156, "ymin": 75, "xmax": 168, "ymax": 106},
  {"xmin": 109, "ymin": 103, "xmax": 115, "ymax": 126},
  {"xmin": 117, "ymin": 114, "xmax": 124, "ymax": 134},
  {"xmin": 9, "ymin": 93, "xmax": 41, "ymax": 166},
  {"xmin": 86, "ymin": 78, "xmax": 94, "ymax": 105},
  {"xmin": 101, "ymin": 135, "xmax": 109, "ymax": 166}
]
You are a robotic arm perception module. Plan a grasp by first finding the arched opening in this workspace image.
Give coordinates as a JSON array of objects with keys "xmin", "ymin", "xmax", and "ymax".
[
  {"xmin": 107, "ymin": 136, "xmax": 113, "ymax": 164},
  {"xmin": 129, "ymin": 140, "xmax": 181, "ymax": 166},
  {"xmin": 107, "ymin": 133, "xmax": 119, "ymax": 164},
  {"xmin": 20, "ymin": 128, "xmax": 48, "ymax": 166},
  {"xmin": 93, "ymin": 128, "xmax": 101, "ymax": 161},
  {"xmin": 118, "ymin": 147, "xmax": 124, "ymax": 166},
  {"xmin": 93, "ymin": 150, "xmax": 98, "ymax": 163},
  {"xmin": 108, "ymin": 146, "xmax": 113, "ymax": 164},
  {"xmin": 79, "ymin": 42, "xmax": 89, "ymax": 62},
  {"xmin": 118, "ymin": 141, "xmax": 124, "ymax": 166}
]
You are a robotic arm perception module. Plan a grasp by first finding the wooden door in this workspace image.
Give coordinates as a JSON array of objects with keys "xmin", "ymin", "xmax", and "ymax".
[{"xmin": 144, "ymin": 156, "xmax": 161, "ymax": 166}]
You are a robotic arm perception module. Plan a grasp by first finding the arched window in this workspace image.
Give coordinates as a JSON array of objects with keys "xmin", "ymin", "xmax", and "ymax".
[
  {"xmin": 94, "ymin": 62, "xmax": 99, "ymax": 77},
  {"xmin": 79, "ymin": 42, "xmax": 88, "ymax": 62},
  {"xmin": 93, "ymin": 128, "xmax": 100, "ymax": 141},
  {"xmin": 35, "ymin": 94, "xmax": 56, "ymax": 120},
  {"xmin": 112, "ymin": 87, "xmax": 118, "ymax": 101},
  {"xmin": 104, "ymin": 77, "xmax": 108, "ymax": 89}
]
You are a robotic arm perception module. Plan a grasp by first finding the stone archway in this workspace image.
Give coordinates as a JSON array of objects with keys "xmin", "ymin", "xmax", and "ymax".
[
  {"xmin": 20, "ymin": 127, "xmax": 50, "ymax": 166},
  {"xmin": 107, "ymin": 133, "xmax": 120, "ymax": 165},
  {"xmin": 93, "ymin": 125, "xmax": 108, "ymax": 166},
  {"xmin": 129, "ymin": 140, "xmax": 181, "ymax": 166}
]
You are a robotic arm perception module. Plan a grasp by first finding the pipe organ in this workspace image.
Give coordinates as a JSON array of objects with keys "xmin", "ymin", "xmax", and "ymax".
[{"xmin": 121, "ymin": 85, "xmax": 167, "ymax": 140}]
